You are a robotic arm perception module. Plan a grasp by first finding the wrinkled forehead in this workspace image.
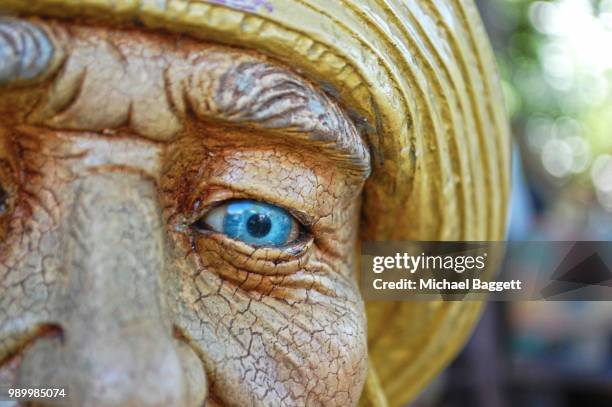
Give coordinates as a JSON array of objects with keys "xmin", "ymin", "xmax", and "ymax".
[{"xmin": 0, "ymin": 17, "xmax": 371, "ymax": 177}]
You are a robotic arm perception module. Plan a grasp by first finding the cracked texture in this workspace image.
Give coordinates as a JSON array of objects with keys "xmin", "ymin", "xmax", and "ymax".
[{"xmin": 0, "ymin": 20, "xmax": 369, "ymax": 407}]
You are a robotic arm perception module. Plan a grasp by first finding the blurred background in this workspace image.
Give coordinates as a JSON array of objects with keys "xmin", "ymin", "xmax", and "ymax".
[{"xmin": 411, "ymin": 0, "xmax": 612, "ymax": 406}]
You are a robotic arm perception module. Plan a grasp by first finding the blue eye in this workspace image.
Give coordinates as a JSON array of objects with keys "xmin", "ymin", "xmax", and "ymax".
[{"xmin": 195, "ymin": 200, "xmax": 302, "ymax": 247}]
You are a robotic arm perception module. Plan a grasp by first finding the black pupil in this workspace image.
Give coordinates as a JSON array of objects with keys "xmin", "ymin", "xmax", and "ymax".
[{"xmin": 246, "ymin": 214, "xmax": 272, "ymax": 238}]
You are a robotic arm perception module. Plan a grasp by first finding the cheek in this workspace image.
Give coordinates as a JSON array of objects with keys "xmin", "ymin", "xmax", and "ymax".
[
  {"xmin": 169, "ymin": 250, "xmax": 368, "ymax": 407},
  {"xmin": 168, "ymin": 225, "xmax": 367, "ymax": 406},
  {"xmin": 0, "ymin": 153, "xmax": 68, "ymax": 321}
]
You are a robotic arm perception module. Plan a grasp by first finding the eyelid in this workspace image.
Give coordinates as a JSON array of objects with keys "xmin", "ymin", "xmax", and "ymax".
[
  {"xmin": 187, "ymin": 189, "xmax": 314, "ymax": 230},
  {"xmin": 192, "ymin": 231, "xmax": 314, "ymax": 275}
]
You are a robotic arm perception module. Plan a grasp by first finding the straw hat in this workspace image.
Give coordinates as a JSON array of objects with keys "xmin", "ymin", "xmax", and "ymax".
[{"xmin": 0, "ymin": 1, "xmax": 511, "ymax": 405}]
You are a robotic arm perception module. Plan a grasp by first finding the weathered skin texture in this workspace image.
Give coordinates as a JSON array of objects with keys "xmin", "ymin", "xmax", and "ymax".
[{"xmin": 0, "ymin": 20, "xmax": 370, "ymax": 407}]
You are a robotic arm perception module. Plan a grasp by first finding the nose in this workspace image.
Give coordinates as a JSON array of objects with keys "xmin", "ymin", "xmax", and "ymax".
[{"xmin": 15, "ymin": 173, "xmax": 207, "ymax": 407}]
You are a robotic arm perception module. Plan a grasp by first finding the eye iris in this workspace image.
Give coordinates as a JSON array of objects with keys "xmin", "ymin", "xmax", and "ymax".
[
  {"xmin": 219, "ymin": 200, "xmax": 296, "ymax": 247},
  {"xmin": 246, "ymin": 213, "xmax": 272, "ymax": 238}
]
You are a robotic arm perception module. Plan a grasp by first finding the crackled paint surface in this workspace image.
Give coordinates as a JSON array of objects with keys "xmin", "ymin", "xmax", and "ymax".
[{"xmin": 0, "ymin": 20, "xmax": 369, "ymax": 407}]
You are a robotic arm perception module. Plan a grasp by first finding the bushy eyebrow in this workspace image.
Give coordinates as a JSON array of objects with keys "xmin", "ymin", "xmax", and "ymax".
[
  {"xmin": 5, "ymin": 21, "xmax": 371, "ymax": 178},
  {"xmin": 187, "ymin": 57, "xmax": 371, "ymax": 179}
]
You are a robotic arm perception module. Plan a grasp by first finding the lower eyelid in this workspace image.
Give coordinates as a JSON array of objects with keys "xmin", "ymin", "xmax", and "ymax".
[{"xmin": 192, "ymin": 232, "xmax": 314, "ymax": 275}]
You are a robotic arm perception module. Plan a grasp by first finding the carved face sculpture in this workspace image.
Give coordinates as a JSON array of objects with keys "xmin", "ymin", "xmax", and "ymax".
[
  {"xmin": 0, "ymin": 1, "xmax": 511, "ymax": 407},
  {"xmin": 0, "ymin": 18, "xmax": 370, "ymax": 406}
]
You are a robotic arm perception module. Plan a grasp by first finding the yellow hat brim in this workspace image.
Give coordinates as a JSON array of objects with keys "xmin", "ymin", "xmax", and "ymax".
[{"xmin": 0, "ymin": 1, "xmax": 511, "ymax": 405}]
